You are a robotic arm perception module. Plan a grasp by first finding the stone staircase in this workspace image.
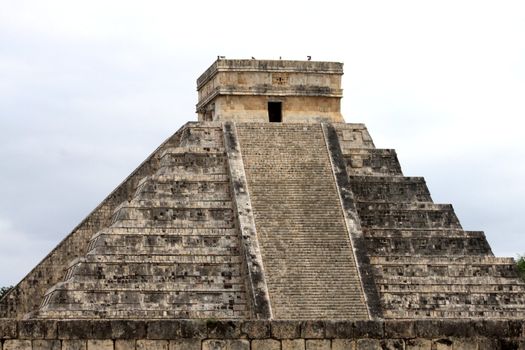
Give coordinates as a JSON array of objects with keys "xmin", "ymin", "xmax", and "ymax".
[
  {"xmin": 236, "ymin": 123, "xmax": 369, "ymax": 319},
  {"xmin": 335, "ymin": 123, "xmax": 525, "ymax": 319},
  {"xmin": 37, "ymin": 124, "xmax": 249, "ymax": 319}
]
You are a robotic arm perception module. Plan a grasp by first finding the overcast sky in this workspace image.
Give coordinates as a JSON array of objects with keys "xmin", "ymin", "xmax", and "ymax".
[{"xmin": 0, "ymin": 0, "xmax": 524, "ymax": 286}]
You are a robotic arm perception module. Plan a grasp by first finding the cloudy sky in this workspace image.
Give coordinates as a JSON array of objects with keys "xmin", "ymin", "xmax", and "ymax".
[{"xmin": 0, "ymin": 0, "xmax": 524, "ymax": 286}]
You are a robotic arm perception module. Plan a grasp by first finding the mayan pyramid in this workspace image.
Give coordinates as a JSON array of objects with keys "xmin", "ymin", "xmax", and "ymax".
[{"xmin": 2, "ymin": 59, "xmax": 525, "ymax": 321}]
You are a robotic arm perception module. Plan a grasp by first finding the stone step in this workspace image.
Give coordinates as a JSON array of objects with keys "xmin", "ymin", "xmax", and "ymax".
[
  {"xmin": 45, "ymin": 289, "xmax": 245, "ymax": 306},
  {"xmin": 88, "ymin": 233, "xmax": 239, "ymax": 251},
  {"xmin": 179, "ymin": 124, "xmax": 225, "ymax": 148},
  {"xmin": 383, "ymin": 309, "xmax": 525, "ymax": 319},
  {"xmin": 111, "ymin": 207, "xmax": 234, "ymax": 224},
  {"xmin": 94, "ymin": 227, "xmax": 237, "ymax": 236},
  {"xmin": 74, "ymin": 254, "xmax": 242, "ymax": 265},
  {"xmin": 363, "ymin": 229, "xmax": 492, "ymax": 256},
  {"xmin": 370, "ymin": 256, "xmax": 515, "ymax": 264},
  {"xmin": 356, "ymin": 203, "xmax": 461, "ymax": 229},
  {"xmin": 109, "ymin": 220, "xmax": 235, "ymax": 229},
  {"xmin": 236, "ymin": 123, "xmax": 370, "ymax": 320},
  {"xmin": 344, "ymin": 149, "xmax": 403, "ymax": 176},
  {"xmin": 87, "ymin": 244, "xmax": 241, "ymax": 256},
  {"xmin": 349, "ymin": 175, "xmax": 432, "ymax": 202},
  {"xmin": 37, "ymin": 308, "xmax": 243, "ymax": 319},
  {"xmin": 69, "ymin": 261, "xmax": 242, "ymax": 278},
  {"xmin": 378, "ymin": 284, "xmax": 525, "ymax": 293},
  {"xmin": 47, "ymin": 280, "xmax": 245, "ymax": 292}
]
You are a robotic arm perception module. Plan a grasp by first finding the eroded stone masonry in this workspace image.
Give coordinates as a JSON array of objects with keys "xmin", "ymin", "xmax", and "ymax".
[{"xmin": 1, "ymin": 59, "xmax": 524, "ymax": 347}]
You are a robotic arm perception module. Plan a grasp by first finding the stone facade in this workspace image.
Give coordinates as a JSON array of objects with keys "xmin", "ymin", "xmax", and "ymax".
[
  {"xmin": 1, "ymin": 59, "xmax": 524, "ymax": 325},
  {"xmin": 196, "ymin": 59, "xmax": 344, "ymax": 123},
  {"xmin": 1, "ymin": 319, "xmax": 525, "ymax": 349}
]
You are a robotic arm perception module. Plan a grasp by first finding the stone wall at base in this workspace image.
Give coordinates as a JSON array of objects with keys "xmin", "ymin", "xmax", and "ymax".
[{"xmin": 1, "ymin": 319, "xmax": 524, "ymax": 349}]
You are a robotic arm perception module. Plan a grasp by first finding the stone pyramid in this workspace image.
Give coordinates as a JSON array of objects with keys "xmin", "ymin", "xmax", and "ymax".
[{"xmin": 1, "ymin": 59, "xmax": 524, "ymax": 321}]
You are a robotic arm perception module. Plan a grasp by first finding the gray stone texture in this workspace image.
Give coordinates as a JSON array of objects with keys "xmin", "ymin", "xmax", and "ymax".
[
  {"xmin": 282, "ymin": 339, "xmax": 305, "ymax": 350},
  {"xmin": 61, "ymin": 340, "xmax": 86, "ymax": 350},
  {"xmin": 3, "ymin": 340, "xmax": 31, "ymax": 350},
  {"xmin": 305, "ymin": 339, "xmax": 330, "ymax": 350},
  {"xmin": 87, "ymin": 340, "xmax": 113, "ymax": 350},
  {"xmin": 31, "ymin": 340, "xmax": 60, "ymax": 350},
  {"xmin": 250, "ymin": 339, "xmax": 280, "ymax": 350},
  {"xmin": 236, "ymin": 123, "xmax": 368, "ymax": 319}
]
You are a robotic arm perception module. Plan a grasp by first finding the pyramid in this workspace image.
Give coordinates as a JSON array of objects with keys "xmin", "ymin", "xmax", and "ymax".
[{"xmin": 1, "ymin": 59, "xmax": 524, "ymax": 322}]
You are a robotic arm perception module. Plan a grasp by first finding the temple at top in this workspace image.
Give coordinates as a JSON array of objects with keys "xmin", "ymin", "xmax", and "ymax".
[{"xmin": 196, "ymin": 59, "xmax": 344, "ymax": 123}]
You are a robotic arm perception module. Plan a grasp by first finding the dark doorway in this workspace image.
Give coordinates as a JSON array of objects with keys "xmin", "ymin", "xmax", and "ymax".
[{"xmin": 268, "ymin": 102, "xmax": 282, "ymax": 122}]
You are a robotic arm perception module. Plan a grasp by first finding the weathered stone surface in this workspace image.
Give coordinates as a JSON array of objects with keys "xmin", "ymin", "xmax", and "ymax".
[
  {"xmin": 169, "ymin": 339, "xmax": 200, "ymax": 350},
  {"xmin": 331, "ymin": 339, "xmax": 354, "ymax": 350},
  {"xmin": 240, "ymin": 321, "xmax": 270, "ymax": 339},
  {"xmin": 18, "ymin": 321, "xmax": 57, "ymax": 340},
  {"xmin": 206, "ymin": 321, "xmax": 242, "ymax": 339},
  {"xmin": 57, "ymin": 321, "xmax": 93, "ymax": 339},
  {"xmin": 3, "ymin": 340, "xmax": 31, "ymax": 350},
  {"xmin": 202, "ymin": 340, "xmax": 248, "ymax": 350},
  {"xmin": 282, "ymin": 339, "xmax": 305, "ymax": 350},
  {"xmin": 136, "ymin": 340, "xmax": 168, "ymax": 350},
  {"xmin": 271, "ymin": 321, "xmax": 301, "ymax": 339},
  {"xmin": 405, "ymin": 339, "xmax": 431, "ymax": 350},
  {"xmin": 32, "ymin": 340, "xmax": 61, "ymax": 350},
  {"xmin": 61, "ymin": 340, "xmax": 86, "ymax": 350},
  {"xmin": 115, "ymin": 340, "xmax": 136, "ymax": 350},
  {"xmin": 301, "ymin": 321, "xmax": 325, "ymax": 339},
  {"xmin": 305, "ymin": 339, "xmax": 330, "ymax": 350},
  {"xmin": 0, "ymin": 320, "xmax": 17, "ymax": 339},
  {"xmin": 355, "ymin": 339, "xmax": 381, "ymax": 350},
  {"xmin": 251, "ymin": 339, "xmax": 280, "ymax": 350},
  {"xmin": 87, "ymin": 340, "xmax": 113, "ymax": 350}
]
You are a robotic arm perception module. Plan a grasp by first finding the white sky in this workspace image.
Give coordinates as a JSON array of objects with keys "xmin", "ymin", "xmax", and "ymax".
[{"xmin": 0, "ymin": 0, "xmax": 524, "ymax": 286}]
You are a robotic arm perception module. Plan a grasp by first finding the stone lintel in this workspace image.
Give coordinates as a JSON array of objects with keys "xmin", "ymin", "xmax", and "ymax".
[{"xmin": 197, "ymin": 59, "xmax": 343, "ymax": 89}]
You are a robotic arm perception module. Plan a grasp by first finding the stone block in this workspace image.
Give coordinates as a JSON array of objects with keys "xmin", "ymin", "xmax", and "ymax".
[
  {"xmin": 355, "ymin": 339, "xmax": 381, "ymax": 350},
  {"xmin": 136, "ymin": 340, "xmax": 168, "ymax": 350},
  {"xmin": 384, "ymin": 320, "xmax": 415, "ymax": 338},
  {"xmin": 147, "ymin": 321, "xmax": 181, "ymax": 340},
  {"xmin": 201, "ymin": 340, "xmax": 249, "ymax": 350},
  {"xmin": 305, "ymin": 339, "xmax": 330, "ymax": 350},
  {"xmin": 58, "ymin": 321, "xmax": 93, "ymax": 339},
  {"xmin": 331, "ymin": 339, "xmax": 354, "ymax": 350},
  {"xmin": 18, "ymin": 321, "xmax": 57, "ymax": 340},
  {"xmin": 179, "ymin": 321, "xmax": 206, "ymax": 339},
  {"xmin": 0, "ymin": 320, "xmax": 17, "ymax": 339},
  {"xmin": 32, "ymin": 340, "xmax": 61, "ymax": 350},
  {"xmin": 251, "ymin": 339, "xmax": 280, "ymax": 350},
  {"xmin": 271, "ymin": 321, "xmax": 301, "ymax": 339},
  {"xmin": 206, "ymin": 321, "xmax": 242, "ymax": 339},
  {"xmin": 169, "ymin": 339, "xmax": 200, "ymax": 350},
  {"xmin": 415, "ymin": 321, "xmax": 474, "ymax": 339},
  {"xmin": 226, "ymin": 340, "xmax": 249, "ymax": 350},
  {"xmin": 380, "ymin": 339, "xmax": 403, "ymax": 350},
  {"xmin": 431, "ymin": 339, "xmax": 452, "ymax": 350},
  {"xmin": 61, "ymin": 340, "xmax": 87, "ymax": 350},
  {"xmin": 449, "ymin": 339, "xmax": 477, "ymax": 350},
  {"xmin": 326, "ymin": 321, "xmax": 383, "ymax": 339},
  {"xmin": 90, "ymin": 321, "xmax": 113, "ymax": 340},
  {"xmin": 282, "ymin": 339, "xmax": 305, "ymax": 350},
  {"xmin": 111, "ymin": 321, "xmax": 147, "ymax": 340},
  {"xmin": 3, "ymin": 340, "xmax": 31, "ymax": 350},
  {"xmin": 115, "ymin": 340, "xmax": 135, "ymax": 350},
  {"xmin": 241, "ymin": 321, "xmax": 270, "ymax": 339},
  {"xmin": 301, "ymin": 321, "xmax": 325, "ymax": 339},
  {"xmin": 87, "ymin": 340, "xmax": 113, "ymax": 350},
  {"xmin": 405, "ymin": 339, "xmax": 430, "ymax": 350}
]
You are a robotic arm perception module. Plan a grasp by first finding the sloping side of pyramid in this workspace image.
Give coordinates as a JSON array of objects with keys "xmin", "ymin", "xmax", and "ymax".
[
  {"xmin": 2, "ymin": 121, "xmax": 525, "ymax": 320},
  {"xmin": 0, "ymin": 124, "xmax": 184, "ymax": 319}
]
